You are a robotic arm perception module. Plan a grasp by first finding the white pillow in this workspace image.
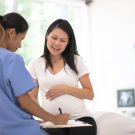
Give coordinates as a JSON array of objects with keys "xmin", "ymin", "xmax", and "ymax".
[{"xmin": 92, "ymin": 112, "xmax": 135, "ymax": 135}]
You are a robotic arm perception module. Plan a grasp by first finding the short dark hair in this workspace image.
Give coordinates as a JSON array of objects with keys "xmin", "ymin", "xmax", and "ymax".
[
  {"xmin": 0, "ymin": 12, "xmax": 28, "ymax": 34},
  {"xmin": 42, "ymin": 19, "xmax": 79, "ymax": 74}
]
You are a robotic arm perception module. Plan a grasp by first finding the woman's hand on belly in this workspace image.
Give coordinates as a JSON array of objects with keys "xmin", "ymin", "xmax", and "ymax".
[{"xmin": 45, "ymin": 84, "xmax": 69, "ymax": 100}]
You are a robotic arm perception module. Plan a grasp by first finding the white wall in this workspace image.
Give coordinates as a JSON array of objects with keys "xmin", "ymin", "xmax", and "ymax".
[{"xmin": 87, "ymin": 0, "xmax": 135, "ymax": 112}]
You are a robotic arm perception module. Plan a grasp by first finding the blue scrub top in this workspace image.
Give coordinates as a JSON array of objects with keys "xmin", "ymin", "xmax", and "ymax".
[{"xmin": 0, "ymin": 48, "xmax": 48, "ymax": 135}]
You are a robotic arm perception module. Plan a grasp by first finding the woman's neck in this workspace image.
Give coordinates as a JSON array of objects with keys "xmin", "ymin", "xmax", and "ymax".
[{"xmin": 50, "ymin": 55, "xmax": 63, "ymax": 64}]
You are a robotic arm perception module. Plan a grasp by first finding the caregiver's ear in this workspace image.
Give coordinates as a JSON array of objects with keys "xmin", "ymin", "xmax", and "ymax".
[{"xmin": 8, "ymin": 28, "xmax": 17, "ymax": 39}]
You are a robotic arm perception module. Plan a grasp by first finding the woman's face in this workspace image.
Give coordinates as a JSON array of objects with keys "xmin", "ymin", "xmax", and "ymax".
[
  {"xmin": 7, "ymin": 29, "xmax": 26, "ymax": 52},
  {"xmin": 46, "ymin": 28, "xmax": 69, "ymax": 56}
]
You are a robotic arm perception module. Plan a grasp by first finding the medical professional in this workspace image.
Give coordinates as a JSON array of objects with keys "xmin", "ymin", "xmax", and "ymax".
[
  {"xmin": 0, "ymin": 13, "xmax": 69, "ymax": 135},
  {"xmin": 29, "ymin": 19, "xmax": 97, "ymax": 135}
]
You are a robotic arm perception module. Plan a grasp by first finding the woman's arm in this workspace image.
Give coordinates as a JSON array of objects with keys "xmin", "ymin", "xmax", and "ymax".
[
  {"xmin": 71, "ymin": 73, "xmax": 94, "ymax": 100},
  {"xmin": 46, "ymin": 74, "xmax": 94, "ymax": 100}
]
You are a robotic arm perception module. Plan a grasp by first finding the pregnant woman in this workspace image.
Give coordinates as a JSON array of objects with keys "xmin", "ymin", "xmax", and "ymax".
[{"xmin": 29, "ymin": 19, "xmax": 97, "ymax": 135}]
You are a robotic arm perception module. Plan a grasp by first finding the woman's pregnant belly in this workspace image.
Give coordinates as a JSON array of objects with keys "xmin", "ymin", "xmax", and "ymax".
[{"xmin": 42, "ymin": 94, "xmax": 89, "ymax": 118}]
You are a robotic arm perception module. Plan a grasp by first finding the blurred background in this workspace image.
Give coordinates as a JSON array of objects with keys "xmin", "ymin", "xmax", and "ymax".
[{"xmin": 1, "ymin": 0, "xmax": 135, "ymax": 118}]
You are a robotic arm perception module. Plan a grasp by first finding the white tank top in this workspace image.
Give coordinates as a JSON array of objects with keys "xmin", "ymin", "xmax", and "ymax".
[{"xmin": 29, "ymin": 55, "xmax": 91, "ymax": 119}]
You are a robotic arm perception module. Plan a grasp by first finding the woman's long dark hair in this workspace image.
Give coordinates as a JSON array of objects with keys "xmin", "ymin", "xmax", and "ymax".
[
  {"xmin": 42, "ymin": 19, "xmax": 79, "ymax": 74},
  {"xmin": 0, "ymin": 12, "xmax": 28, "ymax": 33}
]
